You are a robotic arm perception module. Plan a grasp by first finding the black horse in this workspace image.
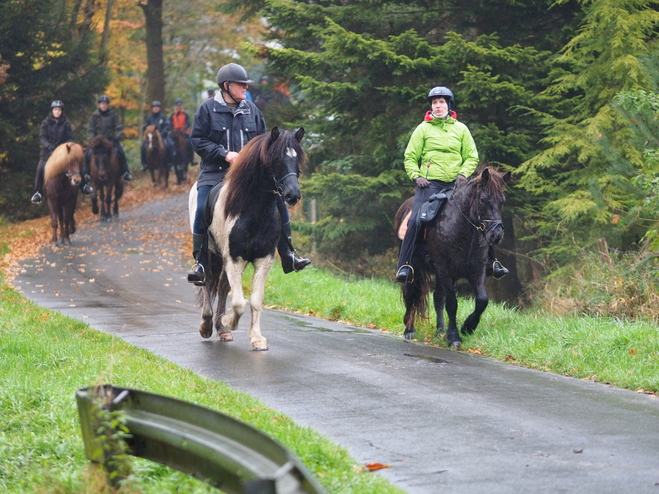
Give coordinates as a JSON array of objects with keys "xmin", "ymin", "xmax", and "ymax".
[
  {"xmin": 394, "ymin": 166, "xmax": 511, "ymax": 348},
  {"xmin": 171, "ymin": 130, "xmax": 193, "ymax": 185},
  {"xmin": 188, "ymin": 127, "xmax": 306, "ymax": 351}
]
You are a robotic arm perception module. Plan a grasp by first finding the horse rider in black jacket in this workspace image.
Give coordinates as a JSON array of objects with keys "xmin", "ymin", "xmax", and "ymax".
[
  {"xmin": 82, "ymin": 94, "xmax": 132, "ymax": 189},
  {"xmin": 187, "ymin": 62, "xmax": 311, "ymax": 285},
  {"xmin": 31, "ymin": 100, "xmax": 75, "ymax": 204}
]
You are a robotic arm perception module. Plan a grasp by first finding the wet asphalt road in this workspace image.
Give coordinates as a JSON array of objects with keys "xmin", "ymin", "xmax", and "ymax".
[{"xmin": 13, "ymin": 193, "xmax": 659, "ymax": 494}]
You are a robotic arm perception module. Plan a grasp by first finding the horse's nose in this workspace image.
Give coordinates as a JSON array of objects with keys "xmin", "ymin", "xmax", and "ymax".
[{"xmin": 284, "ymin": 190, "xmax": 300, "ymax": 206}]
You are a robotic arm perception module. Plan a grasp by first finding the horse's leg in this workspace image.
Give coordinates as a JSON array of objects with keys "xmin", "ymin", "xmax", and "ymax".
[
  {"xmin": 91, "ymin": 188, "xmax": 99, "ymax": 215},
  {"xmin": 433, "ymin": 287, "xmax": 446, "ymax": 337},
  {"xmin": 461, "ymin": 275, "xmax": 489, "ymax": 335},
  {"xmin": 402, "ymin": 283, "xmax": 419, "ymax": 340},
  {"xmin": 58, "ymin": 203, "xmax": 69, "ymax": 245},
  {"xmin": 247, "ymin": 256, "xmax": 274, "ymax": 351},
  {"xmin": 220, "ymin": 258, "xmax": 247, "ymax": 333},
  {"xmin": 443, "ymin": 281, "xmax": 462, "ymax": 348},
  {"xmin": 112, "ymin": 180, "xmax": 121, "ymax": 217},
  {"xmin": 215, "ymin": 270, "xmax": 233, "ymax": 341},
  {"xmin": 48, "ymin": 198, "xmax": 59, "ymax": 247},
  {"xmin": 199, "ymin": 284, "xmax": 214, "ymax": 338},
  {"xmin": 104, "ymin": 184, "xmax": 113, "ymax": 221}
]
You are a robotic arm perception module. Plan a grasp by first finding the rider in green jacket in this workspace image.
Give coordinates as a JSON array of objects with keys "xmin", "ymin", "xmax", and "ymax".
[{"xmin": 395, "ymin": 86, "xmax": 508, "ymax": 283}]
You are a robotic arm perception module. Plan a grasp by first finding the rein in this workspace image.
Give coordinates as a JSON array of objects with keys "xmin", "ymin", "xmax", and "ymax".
[{"xmin": 451, "ymin": 186, "xmax": 502, "ymax": 245}]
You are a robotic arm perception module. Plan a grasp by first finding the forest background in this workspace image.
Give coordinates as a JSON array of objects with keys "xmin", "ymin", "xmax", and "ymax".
[{"xmin": 2, "ymin": 0, "xmax": 659, "ymax": 318}]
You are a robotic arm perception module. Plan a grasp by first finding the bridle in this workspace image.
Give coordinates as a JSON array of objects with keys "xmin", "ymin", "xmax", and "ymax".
[
  {"xmin": 272, "ymin": 171, "xmax": 298, "ymax": 195},
  {"xmin": 452, "ymin": 184, "xmax": 503, "ymax": 245}
]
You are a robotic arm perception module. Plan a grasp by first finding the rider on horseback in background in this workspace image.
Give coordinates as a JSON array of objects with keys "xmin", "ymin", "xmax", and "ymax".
[
  {"xmin": 82, "ymin": 94, "xmax": 132, "ymax": 188},
  {"xmin": 395, "ymin": 86, "xmax": 508, "ymax": 284},
  {"xmin": 141, "ymin": 100, "xmax": 175, "ymax": 171},
  {"xmin": 170, "ymin": 98, "xmax": 194, "ymax": 164},
  {"xmin": 31, "ymin": 100, "xmax": 75, "ymax": 204},
  {"xmin": 187, "ymin": 62, "xmax": 311, "ymax": 286}
]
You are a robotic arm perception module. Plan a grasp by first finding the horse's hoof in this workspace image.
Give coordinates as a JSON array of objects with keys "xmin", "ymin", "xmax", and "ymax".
[
  {"xmin": 252, "ymin": 340, "xmax": 268, "ymax": 351},
  {"xmin": 449, "ymin": 340, "xmax": 462, "ymax": 349},
  {"xmin": 199, "ymin": 321, "xmax": 213, "ymax": 338},
  {"xmin": 218, "ymin": 331, "xmax": 233, "ymax": 342},
  {"xmin": 404, "ymin": 331, "xmax": 416, "ymax": 340}
]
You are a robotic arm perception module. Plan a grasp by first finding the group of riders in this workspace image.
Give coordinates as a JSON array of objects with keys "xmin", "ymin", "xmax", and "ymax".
[
  {"xmin": 31, "ymin": 95, "xmax": 194, "ymax": 205},
  {"xmin": 32, "ymin": 62, "xmax": 507, "ymax": 285}
]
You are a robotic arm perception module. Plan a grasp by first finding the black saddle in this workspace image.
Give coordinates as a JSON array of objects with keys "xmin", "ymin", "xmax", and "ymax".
[
  {"xmin": 203, "ymin": 182, "xmax": 224, "ymax": 228},
  {"xmin": 419, "ymin": 188, "xmax": 454, "ymax": 224}
]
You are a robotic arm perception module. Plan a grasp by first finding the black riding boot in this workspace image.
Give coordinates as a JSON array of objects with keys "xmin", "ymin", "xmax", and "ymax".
[
  {"xmin": 187, "ymin": 233, "xmax": 207, "ymax": 286},
  {"xmin": 278, "ymin": 222, "xmax": 311, "ymax": 274},
  {"xmin": 486, "ymin": 247, "xmax": 509, "ymax": 279}
]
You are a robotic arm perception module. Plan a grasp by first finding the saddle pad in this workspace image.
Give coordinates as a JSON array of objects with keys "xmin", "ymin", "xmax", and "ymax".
[{"xmin": 398, "ymin": 210, "xmax": 412, "ymax": 240}]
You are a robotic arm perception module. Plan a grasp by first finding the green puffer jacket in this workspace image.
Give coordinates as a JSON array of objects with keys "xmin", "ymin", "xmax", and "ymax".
[{"xmin": 403, "ymin": 116, "xmax": 478, "ymax": 182}]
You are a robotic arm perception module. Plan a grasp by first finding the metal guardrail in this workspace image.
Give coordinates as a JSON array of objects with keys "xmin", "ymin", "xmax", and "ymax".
[{"xmin": 76, "ymin": 385, "xmax": 327, "ymax": 494}]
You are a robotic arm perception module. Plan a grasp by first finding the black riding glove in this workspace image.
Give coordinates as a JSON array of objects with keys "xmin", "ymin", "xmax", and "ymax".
[{"xmin": 415, "ymin": 177, "xmax": 430, "ymax": 188}]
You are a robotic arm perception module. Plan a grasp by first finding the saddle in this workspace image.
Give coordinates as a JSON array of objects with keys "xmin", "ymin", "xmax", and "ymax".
[
  {"xmin": 203, "ymin": 182, "xmax": 224, "ymax": 227},
  {"xmin": 397, "ymin": 188, "xmax": 454, "ymax": 240}
]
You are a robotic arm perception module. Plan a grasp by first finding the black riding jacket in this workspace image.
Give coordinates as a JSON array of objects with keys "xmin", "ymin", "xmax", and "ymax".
[
  {"xmin": 144, "ymin": 111, "xmax": 172, "ymax": 138},
  {"xmin": 87, "ymin": 108, "xmax": 123, "ymax": 143},
  {"xmin": 39, "ymin": 114, "xmax": 73, "ymax": 159},
  {"xmin": 190, "ymin": 94, "xmax": 266, "ymax": 188}
]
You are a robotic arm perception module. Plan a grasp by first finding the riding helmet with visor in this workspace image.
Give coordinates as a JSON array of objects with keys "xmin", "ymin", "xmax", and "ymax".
[
  {"xmin": 216, "ymin": 63, "xmax": 254, "ymax": 91},
  {"xmin": 50, "ymin": 100, "xmax": 64, "ymax": 109},
  {"xmin": 427, "ymin": 86, "xmax": 454, "ymax": 111},
  {"xmin": 98, "ymin": 95, "xmax": 110, "ymax": 103}
]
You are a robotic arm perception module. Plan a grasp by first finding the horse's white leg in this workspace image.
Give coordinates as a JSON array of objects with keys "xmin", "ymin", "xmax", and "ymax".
[
  {"xmin": 247, "ymin": 256, "xmax": 274, "ymax": 351},
  {"xmin": 220, "ymin": 258, "xmax": 247, "ymax": 332}
]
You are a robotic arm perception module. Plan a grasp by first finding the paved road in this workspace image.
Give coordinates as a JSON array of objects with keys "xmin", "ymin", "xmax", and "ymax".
[{"xmin": 14, "ymin": 193, "xmax": 659, "ymax": 494}]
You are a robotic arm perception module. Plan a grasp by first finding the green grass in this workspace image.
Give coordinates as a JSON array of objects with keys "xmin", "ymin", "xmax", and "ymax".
[
  {"xmin": 0, "ymin": 281, "xmax": 404, "ymax": 493},
  {"xmin": 263, "ymin": 264, "xmax": 659, "ymax": 393}
]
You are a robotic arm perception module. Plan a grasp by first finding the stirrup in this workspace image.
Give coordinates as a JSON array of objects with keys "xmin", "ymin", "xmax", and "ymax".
[
  {"xmin": 187, "ymin": 262, "xmax": 206, "ymax": 286},
  {"xmin": 395, "ymin": 265, "xmax": 414, "ymax": 284},
  {"xmin": 492, "ymin": 259, "xmax": 509, "ymax": 280}
]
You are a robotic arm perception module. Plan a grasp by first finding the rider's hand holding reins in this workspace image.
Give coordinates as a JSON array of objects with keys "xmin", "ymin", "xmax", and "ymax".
[{"xmin": 415, "ymin": 177, "xmax": 430, "ymax": 188}]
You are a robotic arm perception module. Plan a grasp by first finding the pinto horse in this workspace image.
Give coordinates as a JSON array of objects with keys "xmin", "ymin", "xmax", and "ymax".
[
  {"xmin": 143, "ymin": 124, "xmax": 169, "ymax": 187},
  {"xmin": 43, "ymin": 142, "xmax": 84, "ymax": 246},
  {"xmin": 88, "ymin": 136, "xmax": 123, "ymax": 222},
  {"xmin": 171, "ymin": 130, "xmax": 193, "ymax": 185},
  {"xmin": 394, "ymin": 166, "xmax": 511, "ymax": 348},
  {"xmin": 188, "ymin": 127, "xmax": 305, "ymax": 351}
]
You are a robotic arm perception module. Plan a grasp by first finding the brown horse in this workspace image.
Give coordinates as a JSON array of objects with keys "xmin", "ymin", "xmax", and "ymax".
[
  {"xmin": 43, "ymin": 142, "xmax": 83, "ymax": 246},
  {"xmin": 170, "ymin": 129, "xmax": 193, "ymax": 185},
  {"xmin": 143, "ymin": 124, "xmax": 169, "ymax": 187},
  {"xmin": 88, "ymin": 136, "xmax": 123, "ymax": 222}
]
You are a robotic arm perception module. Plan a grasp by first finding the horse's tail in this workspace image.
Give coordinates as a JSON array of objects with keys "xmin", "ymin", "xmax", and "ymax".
[{"xmin": 404, "ymin": 249, "xmax": 433, "ymax": 326}]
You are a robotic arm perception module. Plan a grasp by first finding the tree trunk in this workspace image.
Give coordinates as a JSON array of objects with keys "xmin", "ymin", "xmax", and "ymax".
[
  {"xmin": 139, "ymin": 0, "xmax": 165, "ymax": 106},
  {"xmin": 100, "ymin": 0, "xmax": 114, "ymax": 52}
]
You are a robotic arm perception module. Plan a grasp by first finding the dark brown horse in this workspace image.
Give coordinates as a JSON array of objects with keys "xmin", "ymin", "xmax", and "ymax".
[
  {"xmin": 394, "ymin": 166, "xmax": 511, "ymax": 348},
  {"xmin": 88, "ymin": 136, "xmax": 123, "ymax": 222},
  {"xmin": 143, "ymin": 124, "xmax": 169, "ymax": 187},
  {"xmin": 170, "ymin": 130, "xmax": 193, "ymax": 185},
  {"xmin": 43, "ymin": 142, "xmax": 83, "ymax": 246}
]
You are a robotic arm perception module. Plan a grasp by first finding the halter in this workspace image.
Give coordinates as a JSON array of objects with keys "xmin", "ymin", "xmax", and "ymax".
[
  {"xmin": 272, "ymin": 171, "xmax": 298, "ymax": 195},
  {"xmin": 452, "ymin": 185, "xmax": 503, "ymax": 245}
]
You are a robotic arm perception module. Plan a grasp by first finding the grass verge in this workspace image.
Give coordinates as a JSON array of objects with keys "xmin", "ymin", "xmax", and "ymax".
[{"xmin": 263, "ymin": 264, "xmax": 659, "ymax": 394}]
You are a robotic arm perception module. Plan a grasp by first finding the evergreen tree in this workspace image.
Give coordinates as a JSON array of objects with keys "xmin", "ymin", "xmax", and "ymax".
[
  {"xmin": 0, "ymin": 0, "xmax": 109, "ymax": 220},
  {"xmin": 517, "ymin": 0, "xmax": 659, "ymax": 267}
]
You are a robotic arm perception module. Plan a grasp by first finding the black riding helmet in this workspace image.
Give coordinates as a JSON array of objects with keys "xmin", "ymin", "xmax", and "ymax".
[
  {"xmin": 427, "ymin": 86, "xmax": 455, "ymax": 111},
  {"xmin": 98, "ymin": 95, "xmax": 110, "ymax": 103},
  {"xmin": 50, "ymin": 100, "xmax": 64, "ymax": 109},
  {"xmin": 216, "ymin": 63, "xmax": 254, "ymax": 91},
  {"xmin": 151, "ymin": 100, "xmax": 162, "ymax": 108}
]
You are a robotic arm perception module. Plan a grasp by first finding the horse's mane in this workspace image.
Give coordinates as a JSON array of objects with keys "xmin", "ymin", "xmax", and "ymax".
[
  {"xmin": 469, "ymin": 164, "xmax": 508, "ymax": 197},
  {"xmin": 44, "ymin": 143, "xmax": 83, "ymax": 183},
  {"xmin": 89, "ymin": 135, "xmax": 112, "ymax": 152},
  {"xmin": 224, "ymin": 130, "xmax": 306, "ymax": 218},
  {"xmin": 144, "ymin": 125, "xmax": 164, "ymax": 148}
]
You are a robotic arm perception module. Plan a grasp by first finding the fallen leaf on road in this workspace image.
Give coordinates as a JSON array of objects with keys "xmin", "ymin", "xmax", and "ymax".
[{"xmin": 365, "ymin": 463, "xmax": 390, "ymax": 471}]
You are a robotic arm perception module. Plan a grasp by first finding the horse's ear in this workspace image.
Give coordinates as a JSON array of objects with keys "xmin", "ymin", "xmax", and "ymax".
[
  {"xmin": 268, "ymin": 127, "xmax": 280, "ymax": 146},
  {"xmin": 480, "ymin": 168, "xmax": 490, "ymax": 187},
  {"xmin": 66, "ymin": 143, "xmax": 72, "ymax": 153},
  {"xmin": 503, "ymin": 171, "xmax": 512, "ymax": 183},
  {"xmin": 295, "ymin": 127, "xmax": 305, "ymax": 142}
]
